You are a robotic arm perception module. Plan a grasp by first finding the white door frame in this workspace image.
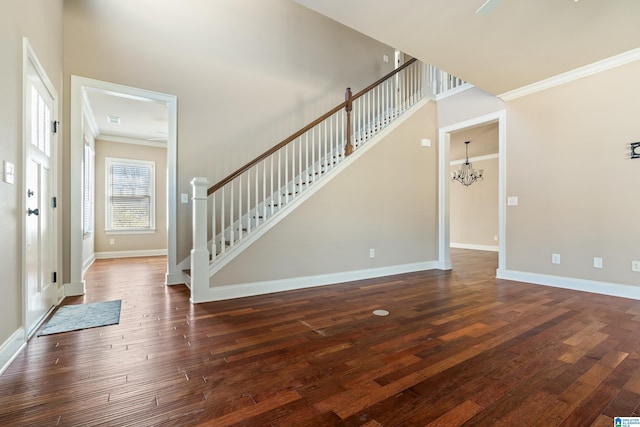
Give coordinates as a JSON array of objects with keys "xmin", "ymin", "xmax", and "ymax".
[
  {"xmin": 438, "ymin": 110, "xmax": 507, "ymax": 272},
  {"xmin": 69, "ymin": 76, "xmax": 179, "ymax": 295},
  {"xmin": 22, "ymin": 38, "xmax": 60, "ymax": 336}
]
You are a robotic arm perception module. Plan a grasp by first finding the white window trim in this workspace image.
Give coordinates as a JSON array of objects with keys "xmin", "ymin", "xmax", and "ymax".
[
  {"xmin": 82, "ymin": 139, "xmax": 94, "ymax": 239},
  {"xmin": 105, "ymin": 157, "xmax": 156, "ymax": 234}
]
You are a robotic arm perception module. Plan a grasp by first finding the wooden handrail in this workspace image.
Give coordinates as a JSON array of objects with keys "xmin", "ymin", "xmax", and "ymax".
[
  {"xmin": 207, "ymin": 57, "xmax": 419, "ymax": 195},
  {"xmin": 352, "ymin": 57, "xmax": 417, "ymax": 100}
]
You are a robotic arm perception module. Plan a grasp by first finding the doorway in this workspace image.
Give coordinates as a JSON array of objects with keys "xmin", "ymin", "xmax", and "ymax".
[
  {"xmin": 69, "ymin": 77, "xmax": 178, "ymax": 296},
  {"xmin": 438, "ymin": 110, "xmax": 506, "ymax": 274},
  {"xmin": 449, "ymin": 123, "xmax": 499, "ymax": 252},
  {"xmin": 23, "ymin": 39, "xmax": 59, "ymax": 335}
]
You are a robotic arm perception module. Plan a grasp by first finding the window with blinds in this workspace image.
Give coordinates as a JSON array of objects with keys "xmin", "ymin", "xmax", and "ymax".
[{"xmin": 105, "ymin": 157, "xmax": 155, "ymax": 232}]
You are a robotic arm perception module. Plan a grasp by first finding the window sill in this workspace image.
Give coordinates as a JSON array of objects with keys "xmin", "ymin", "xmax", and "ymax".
[{"xmin": 105, "ymin": 229, "xmax": 156, "ymax": 235}]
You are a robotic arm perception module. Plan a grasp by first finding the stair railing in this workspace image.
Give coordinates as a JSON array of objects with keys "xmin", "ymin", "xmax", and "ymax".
[{"xmin": 189, "ymin": 58, "xmax": 463, "ymax": 300}]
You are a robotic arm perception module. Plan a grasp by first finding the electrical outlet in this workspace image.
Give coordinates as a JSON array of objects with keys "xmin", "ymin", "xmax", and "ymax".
[
  {"xmin": 593, "ymin": 257, "xmax": 603, "ymax": 269},
  {"xmin": 369, "ymin": 248, "xmax": 375, "ymax": 258},
  {"xmin": 109, "ymin": 238, "xmax": 115, "ymax": 245},
  {"xmin": 632, "ymin": 261, "xmax": 640, "ymax": 272},
  {"xmin": 551, "ymin": 253, "xmax": 560, "ymax": 264}
]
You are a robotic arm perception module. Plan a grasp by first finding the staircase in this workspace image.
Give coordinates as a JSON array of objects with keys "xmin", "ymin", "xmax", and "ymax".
[{"xmin": 187, "ymin": 59, "xmax": 467, "ymax": 302}]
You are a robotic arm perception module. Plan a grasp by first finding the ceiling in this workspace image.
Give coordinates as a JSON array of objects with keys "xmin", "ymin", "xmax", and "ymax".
[
  {"xmin": 295, "ymin": 0, "xmax": 640, "ymax": 95},
  {"xmin": 84, "ymin": 88, "xmax": 168, "ymax": 144},
  {"xmin": 82, "ymin": 1, "xmax": 640, "ymax": 140}
]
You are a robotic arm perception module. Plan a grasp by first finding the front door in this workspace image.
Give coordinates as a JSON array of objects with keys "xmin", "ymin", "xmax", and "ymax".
[{"xmin": 24, "ymin": 44, "xmax": 57, "ymax": 334}]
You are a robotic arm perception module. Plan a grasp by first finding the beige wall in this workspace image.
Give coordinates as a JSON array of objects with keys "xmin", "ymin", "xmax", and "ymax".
[
  {"xmin": 0, "ymin": 0, "xmax": 63, "ymax": 349},
  {"xmin": 94, "ymin": 139, "xmax": 167, "ymax": 254},
  {"xmin": 212, "ymin": 101, "xmax": 438, "ymax": 286},
  {"xmin": 62, "ymin": 0, "xmax": 396, "ymax": 279},
  {"xmin": 450, "ymin": 157, "xmax": 498, "ymax": 248},
  {"xmin": 438, "ymin": 61, "xmax": 640, "ymax": 286},
  {"xmin": 506, "ymin": 60, "xmax": 640, "ymax": 285},
  {"xmin": 450, "ymin": 124, "xmax": 499, "ymax": 249}
]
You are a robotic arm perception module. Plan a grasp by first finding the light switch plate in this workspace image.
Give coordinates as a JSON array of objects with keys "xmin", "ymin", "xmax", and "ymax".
[
  {"xmin": 181, "ymin": 193, "xmax": 188, "ymax": 204},
  {"xmin": 593, "ymin": 257, "xmax": 603, "ymax": 269},
  {"xmin": 3, "ymin": 160, "xmax": 15, "ymax": 184},
  {"xmin": 507, "ymin": 196, "xmax": 518, "ymax": 206}
]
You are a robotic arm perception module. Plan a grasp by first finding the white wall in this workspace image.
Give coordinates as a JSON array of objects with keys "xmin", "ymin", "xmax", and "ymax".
[{"xmin": 81, "ymin": 119, "xmax": 96, "ymax": 271}]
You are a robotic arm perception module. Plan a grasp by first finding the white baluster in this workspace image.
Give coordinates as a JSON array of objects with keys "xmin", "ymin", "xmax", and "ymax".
[
  {"xmin": 298, "ymin": 136, "xmax": 303, "ymax": 192},
  {"xmin": 285, "ymin": 145, "xmax": 289, "ymax": 204},
  {"xmin": 262, "ymin": 159, "xmax": 266, "ymax": 220},
  {"xmin": 278, "ymin": 149, "xmax": 282, "ymax": 208},
  {"xmin": 246, "ymin": 169, "xmax": 251, "ymax": 233},
  {"xmin": 270, "ymin": 155, "xmax": 274, "ymax": 214},
  {"xmin": 324, "ymin": 120, "xmax": 328, "ymax": 172},
  {"xmin": 336, "ymin": 113, "xmax": 340, "ymax": 161},
  {"xmin": 311, "ymin": 127, "xmax": 316, "ymax": 183},
  {"xmin": 368, "ymin": 91, "xmax": 372, "ymax": 137},
  {"xmin": 211, "ymin": 192, "xmax": 216, "ymax": 258},
  {"xmin": 238, "ymin": 174, "xmax": 242, "ymax": 240},
  {"xmin": 255, "ymin": 163, "xmax": 259, "ymax": 227},
  {"xmin": 220, "ymin": 186, "xmax": 225, "ymax": 254},
  {"xmin": 305, "ymin": 133, "xmax": 309, "ymax": 187},
  {"xmin": 229, "ymin": 182, "xmax": 234, "ymax": 246}
]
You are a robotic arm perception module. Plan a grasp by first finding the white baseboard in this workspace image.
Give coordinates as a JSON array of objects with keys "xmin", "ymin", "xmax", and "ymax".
[
  {"xmin": 95, "ymin": 249, "xmax": 167, "ymax": 259},
  {"xmin": 82, "ymin": 253, "xmax": 96, "ymax": 274},
  {"xmin": 56, "ymin": 283, "xmax": 65, "ymax": 304},
  {"xmin": 64, "ymin": 280, "xmax": 85, "ymax": 296},
  {"xmin": 195, "ymin": 261, "xmax": 439, "ymax": 303},
  {"xmin": 0, "ymin": 328, "xmax": 26, "ymax": 376},
  {"xmin": 165, "ymin": 271, "xmax": 187, "ymax": 286},
  {"xmin": 437, "ymin": 259, "xmax": 452, "ymax": 270},
  {"xmin": 451, "ymin": 243, "xmax": 499, "ymax": 252},
  {"xmin": 496, "ymin": 269, "xmax": 640, "ymax": 301}
]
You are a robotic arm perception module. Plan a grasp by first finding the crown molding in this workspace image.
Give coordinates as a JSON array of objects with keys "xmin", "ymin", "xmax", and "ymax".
[
  {"xmin": 498, "ymin": 47, "xmax": 640, "ymax": 101},
  {"xmin": 450, "ymin": 152, "xmax": 498, "ymax": 166},
  {"xmin": 95, "ymin": 134, "xmax": 167, "ymax": 148}
]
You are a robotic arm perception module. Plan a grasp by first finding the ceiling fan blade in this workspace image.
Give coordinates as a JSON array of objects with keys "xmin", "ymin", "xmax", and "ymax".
[{"xmin": 476, "ymin": 0, "xmax": 503, "ymax": 15}]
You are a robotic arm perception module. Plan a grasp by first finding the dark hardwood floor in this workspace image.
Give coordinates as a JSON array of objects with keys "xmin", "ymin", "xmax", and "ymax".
[{"xmin": 2, "ymin": 249, "xmax": 640, "ymax": 426}]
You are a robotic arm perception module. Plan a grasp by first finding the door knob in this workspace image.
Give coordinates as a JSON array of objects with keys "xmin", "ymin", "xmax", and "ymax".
[{"xmin": 27, "ymin": 208, "xmax": 39, "ymax": 216}]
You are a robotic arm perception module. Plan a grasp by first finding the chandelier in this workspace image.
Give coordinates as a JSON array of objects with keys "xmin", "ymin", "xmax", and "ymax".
[{"xmin": 451, "ymin": 141, "xmax": 483, "ymax": 187}]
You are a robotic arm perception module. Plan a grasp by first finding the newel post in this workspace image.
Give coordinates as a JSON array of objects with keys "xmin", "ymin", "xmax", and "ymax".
[
  {"xmin": 190, "ymin": 177, "xmax": 210, "ymax": 303},
  {"xmin": 345, "ymin": 87, "xmax": 353, "ymax": 157}
]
